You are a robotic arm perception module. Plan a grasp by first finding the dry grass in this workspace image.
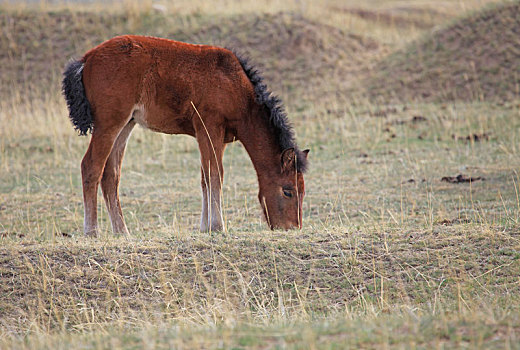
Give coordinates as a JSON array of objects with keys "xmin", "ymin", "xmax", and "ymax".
[{"xmin": 1, "ymin": 0, "xmax": 519, "ymax": 348}]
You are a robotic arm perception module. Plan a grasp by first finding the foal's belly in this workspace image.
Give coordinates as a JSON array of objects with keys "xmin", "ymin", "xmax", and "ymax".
[{"xmin": 131, "ymin": 104, "xmax": 196, "ymax": 136}]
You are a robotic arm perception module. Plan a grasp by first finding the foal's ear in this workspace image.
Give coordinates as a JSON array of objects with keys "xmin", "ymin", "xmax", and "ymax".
[
  {"xmin": 281, "ymin": 148, "xmax": 296, "ymax": 173},
  {"xmin": 302, "ymin": 149, "xmax": 310, "ymax": 159}
]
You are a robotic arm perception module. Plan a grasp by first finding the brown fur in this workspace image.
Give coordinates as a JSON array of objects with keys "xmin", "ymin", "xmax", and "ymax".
[{"xmin": 66, "ymin": 35, "xmax": 309, "ymax": 235}]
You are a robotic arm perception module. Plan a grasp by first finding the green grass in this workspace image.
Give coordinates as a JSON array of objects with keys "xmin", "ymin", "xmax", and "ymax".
[
  {"xmin": 1, "ymin": 0, "xmax": 519, "ymax": 348},
  {"xmin": 5, "ymin": 310, "xmax": 520, "ymax": 349}
]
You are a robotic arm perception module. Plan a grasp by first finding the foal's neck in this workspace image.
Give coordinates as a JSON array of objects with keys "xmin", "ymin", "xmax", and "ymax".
[{"xmin": 237, "ymin": 108, "xmax": 281, "ymax": 182}]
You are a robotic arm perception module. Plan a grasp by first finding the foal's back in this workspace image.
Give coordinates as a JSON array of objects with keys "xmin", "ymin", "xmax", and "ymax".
[{"xmin": 81, "ymin": 35, "xmax": 252, "ymax": 136}]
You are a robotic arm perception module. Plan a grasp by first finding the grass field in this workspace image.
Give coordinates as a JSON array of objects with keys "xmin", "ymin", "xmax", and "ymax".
[{"xmin": 1, "ymin": 0, "xmax": 519, "ymax": 348}]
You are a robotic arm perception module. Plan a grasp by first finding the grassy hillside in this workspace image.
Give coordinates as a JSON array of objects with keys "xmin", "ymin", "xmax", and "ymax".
[
  {"xmin": 1, "ymin": 0, "xmax": 509, "ymax": 106},
  {"xmin": 366, "ymin": 1, "xmax": 520, "ymax": 102},
  {"xmin": 1, "ymin": 0, "xmax": 519, "ymax": 348},
  {"xmin": 0, "ymin": 6, "xmax": 384, "ymax": 109}
]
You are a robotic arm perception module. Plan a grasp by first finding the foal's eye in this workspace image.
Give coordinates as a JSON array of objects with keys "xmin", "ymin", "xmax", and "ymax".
[{"xmin": 283, "ymin": 189, "xmax": 293, "ymax": 198}]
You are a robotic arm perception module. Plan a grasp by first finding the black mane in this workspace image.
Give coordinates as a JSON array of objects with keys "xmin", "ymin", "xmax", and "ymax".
[{"xmin": 235, "ymin": 53, "xmax": 308, "ymax": 173}]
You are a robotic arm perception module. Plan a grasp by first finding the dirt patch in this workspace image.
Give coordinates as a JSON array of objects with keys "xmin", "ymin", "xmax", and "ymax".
[
  {"xmin": 402, "ymin": 178, "xmax": 425, "ymax": 184},
  {"xmin": 0, "ymin": 231, "xmax": 24, "ymax": 238},
  {"xmin": 412, "ymin": 115, "xmax": 427, "ymax": 123},
  {"xmin": 370, "ymin": 107, "xmax": 398, "ymax": 118},
  {"xmin": 438, "ymin": 218, "xmax": 472, "ymax": 225},
  {"xmin": 452, "ymin": 132, "xmax": 491, "ymax": 143},
  {"xmin": 441, "ymin": 174, "xmax": 484, "ymax": 183},
  {"xmin": 364, "ymin": 2, "xmax": 520, "ymax": 102}
]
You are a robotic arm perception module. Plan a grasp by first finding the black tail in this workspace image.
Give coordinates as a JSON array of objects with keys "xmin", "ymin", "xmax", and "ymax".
[{"xmin": 62, "ymin": 59, "xmax": 93, "ymax": 135}]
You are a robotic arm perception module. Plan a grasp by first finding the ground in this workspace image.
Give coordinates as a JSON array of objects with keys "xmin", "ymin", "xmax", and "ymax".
[{"xmin": 0, "ymin": 0, "xmax": 519, "ymax": 349}]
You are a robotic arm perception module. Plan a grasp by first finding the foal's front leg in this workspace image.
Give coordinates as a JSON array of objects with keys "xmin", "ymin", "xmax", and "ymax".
[
  {"xmin": 196, "ymin": 129, "xmax": 225, "ymax": 232},
  {"xmin": 200, "ymin": 166, "xmax": 224, "ymax": 232}
]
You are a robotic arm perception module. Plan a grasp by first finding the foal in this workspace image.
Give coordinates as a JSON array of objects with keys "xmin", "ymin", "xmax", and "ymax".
[{"xmin": 63, "ymin": 35, "xmax": 309, "ymax": 236}]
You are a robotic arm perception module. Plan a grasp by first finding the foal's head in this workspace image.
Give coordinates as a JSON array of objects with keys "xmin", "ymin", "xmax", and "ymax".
[{"xmin": 259, "ymin": 148, "xmax": 309, "ymax": 230}]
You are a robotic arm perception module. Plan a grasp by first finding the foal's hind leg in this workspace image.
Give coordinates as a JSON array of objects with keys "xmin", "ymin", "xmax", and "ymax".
[
  {"xmin": 81, "ymin": 122, "xmax": 128, "ymax": 236},
  {"xmin": 100, "ymin": 120, "xmax": 136, "ymax": 235}
]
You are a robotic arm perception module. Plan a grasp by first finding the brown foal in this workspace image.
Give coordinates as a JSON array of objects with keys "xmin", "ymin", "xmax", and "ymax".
[{"xmin": 63, "ymin": 35, "xmax": 308, "ymax": 236}]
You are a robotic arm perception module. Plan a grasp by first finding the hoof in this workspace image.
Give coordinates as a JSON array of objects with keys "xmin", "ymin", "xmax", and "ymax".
[
  {"xmin": 113, "ymin": 226, "xmax": 130, "ymax": 236},
  {"xmin": 200, "ymin": 223, "xmax": 223, "ymax": 233},
  {"xmin": 84, "ymin": 227, "xmax": 98, "ymax": 237}
]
